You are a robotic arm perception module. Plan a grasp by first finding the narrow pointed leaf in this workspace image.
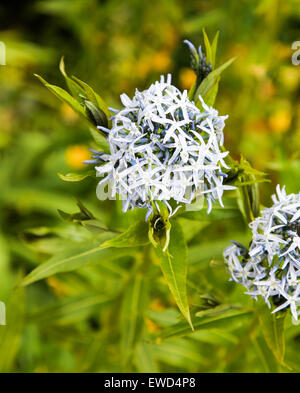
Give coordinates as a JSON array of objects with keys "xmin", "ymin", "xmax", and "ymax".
[
  {"xmin": 121, "ymin": 274, "xmax": 149, "ymax": 369},
  {"xmin": 35, "ymin": 74, "xmax": 86, "ymax": 118},
  {"xmin": 159, "ymin": 306, "xmax": 252, "ymax": 341},
  {"xmin": 100, "ymin": 219, "xmax": 150, "ymax": 249},
  {"xmin": 156, "ymin": 221, "xmax": 192, "ymax": 329},
  {"xmin": 135, "ymin": 342, "xmax": 159, "ymax": 373},
  {"xmin": 59, "ymin": 57, "xmax": 85, "ymax": 102},
  {"xmin": 57, "ymin": 170, "xmax": 95, "ymax": 182},
  {"xmin": 29, "ymin": 293, "xmax": 117, "ymax": 326},
  {"xmin": 195, "ymin": 57, "xmax": 236, "ymax": 104},
  {"xmin": 202, "ymin": 28, "xmax": 212, "ymax": 65},
  {"xmin": 85, "ymin": 100, "xmax": 108, "ymax": 127},
  {"xmin": 252, "ymin": 335, "xmax": 279, "ymax": 373},
  {"xmin": 203, "ymin": 76, "xmax": 219, "ymax": 107},
  {"xmin": 258, "ymin": 304, "xmax": 286, "ymax": 365},
  {"xmin": 71, "ymin": 75, "xmax": 111, "ymax": 121},
  {"xmin": 210, "ymin": 31, "xmax": 219, "ymax": 69},
  {"xmin": 20, "ymin": 240, "xmax": 130, "ymax": 286}
]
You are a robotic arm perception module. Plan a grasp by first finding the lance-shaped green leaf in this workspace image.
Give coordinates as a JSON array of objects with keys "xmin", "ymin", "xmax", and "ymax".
[
  {"xmin": 185, "ymin": 36, "xmax": 212, "ymax": 101},
  {"xmin": 201, "ymin": 29, "xmax": 219, "ymax": 70},
  {"xmin": 72, "ymin": 75, "xmax": 106, "ymax": 108},
  {"xmin": 58, "ymin": 205, "xmax": 113, "ymax": 234},
  {"xmin": 158, "ymin": 305, "xmax": 252, "ymax": 341},
  {"xmin": 81, "ymin": 220, "xmax": 118, "ymax": 235},
  {"xmin": 155, "ymin": 221, "xmax": 193, "ymax": 330},
  {"xmin": 252, "ymin": 335, "xmax": 279, "ymax": 373},
  {"xmin": 210, "ymin": 31, "xmax": 219, "ymax": 69},
  {"xmin": 238, "ymin": 184, "xmax": 259, "ymax": 224},
  {"xmin": 34, "ymin": 74, "xmax": 86, "ymax": 118},
  {"xmin": 258, "ymin": 303, "xmax": 286, "ymax": 366},
  {"xmin": 59, "ymin": 57, "xmax": 86, "ymax": 103},
  {"xmin": 235, "ymin": 157, "xmax": 268, "ymax": 223},
  {"xmin": 36, "ymin": 69, "xmax": 110, "ymax": 131},
  {"xmin": 71, "ymin": 75, "xmax": 111, "ymax": 122},
  {"xmin": 154, "ymin": 338, "xmax": 206, "ymax": 368},
  {"xmin": 146, "ymin": 308, "xmax": 181, "ymax": 328},
  {"xmin": 28, "ymin": 293, "xmax": 118, "ymax": 326},
  {"xmin": 57, "ymin": 170, "xmax": 95, "ymax": 182},
  {"xmin": 85, "ymin": 100, "xmax": 108, "ymax": 128},
  {"xmin": 194, "ymin": 56, "xmax": 236, "ymax": 106},
  {"xmin": 100, "ymin": 219, "xmax": 150, "ymax": 249},
  {"xmin": 202, "ymin": 76, "xmax": 219, "ymax": 107},
  {"xmin": 121, "ymin": 274, "xmax": 149, "ymax": 369},
  {"xmin": 20, "ymin": 240, "xmax": 130, "ymax": 286},
  {"xmin": 135, "ymin": 342, "xmax": 159, "ymax": 373},
  {"xmin": 60, "ymin": 57, "xmax": 110, "ymax": 124},
  {"xmin": 202, "ymin": 28, "xmax": 212, "ymax": 66},
  {"xmin": 58, "ymin": 199, "xmax": 94, "ymax": 223}
]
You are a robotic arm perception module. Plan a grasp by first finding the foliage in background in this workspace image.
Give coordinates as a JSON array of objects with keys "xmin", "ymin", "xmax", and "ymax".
[{"xmin": 0, "ymin": 0, "xmax": 300, "ymax": 372}]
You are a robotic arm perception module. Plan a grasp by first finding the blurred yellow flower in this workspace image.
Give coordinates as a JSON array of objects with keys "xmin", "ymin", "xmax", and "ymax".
[
  {"xmin": 269, "ymin": 109, "xmax": 291, "ymax": 134},
  {"xmin": 135, "ymin": 57, "xmax": 152, "ymax": 79},
  {"xmin": 150, "ymin": 299, "xmax": 165, "ymax": 311},
  {"xmin": 61, "ymin": 103, "xmax": 78, "ymax": 123},
  {"xmin": 179, "ymin": 68, "xmax": 196, "ymax": 90},
  {"xmin": 65, "ymin": 145, "xmax": 90, "ymax": 169},
  {"xmin": 259, "ymin": 79, "xmax": 276, "ymax": 99},
  {"xmin": 245, "ymin": 119, "xmax": 268, "ymax": 135},
  {"xmin": 163, "ymin": 25, "xmax": 178, "ymax": 49},
  {"xmin": 134, "ymin": 50, "xmax": 172, "ymax": 79},
  {"xmin": 249, "ymin": 64, "xmax": 266, "ymax": 79},
  {"xmin": 278, "ymin": 66, "xmax": 300, "ymax": 91},
  {"xmin": 47, "ymin": 277, "xmax": 68, "ymax": 297},
  {"xmin": 145, "ymin": 318, "xmax": 160, "ymax": 333},
  {"xmin": 151, "ymin": 50, "xmax": 171, "ymax": 72},
  {"xmin": 274, "ymin": 42, "xmax": 292, "ymax": 60},
  {"xmin": 0, "ymin": 109, "xmax": 14, "ymax": 133}
]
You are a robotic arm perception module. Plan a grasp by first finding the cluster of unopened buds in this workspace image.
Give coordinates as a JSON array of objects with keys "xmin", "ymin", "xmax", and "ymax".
[
  {"xmin": 86, "ymin": 74, "xmax": 235, "ymax": 220},
  {"xmin": 224, "ymin": 185, "xmax": 300, "ymax": 320}
]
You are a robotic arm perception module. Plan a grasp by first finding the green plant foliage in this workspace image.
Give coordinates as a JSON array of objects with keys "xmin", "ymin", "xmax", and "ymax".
[
  {"xmin": 257, "ymin": 303, "xmax": 287, "ymax": 367},
  {"xmin": 121, "ymin": 274, "xmax": 149, "ymax": 369},
  {"xmin": 195, "ymin": 56, "xmax": 236, "ymax": 107},
  {"xmin": 159, "ymin": 306, "xmax": 253, "ymax": 341},
  {"xmin": 155, "ymin": 221, "xmax": 192, "ymax": 329},
  {"xmin": 100, "ymin": 220, "xmax": 150, "ymax": 249}
]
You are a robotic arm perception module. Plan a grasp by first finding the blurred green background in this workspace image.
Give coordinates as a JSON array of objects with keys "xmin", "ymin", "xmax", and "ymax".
[{"xmin": 0, "ymin": 0, "xmax": 299, "ymax": 373}]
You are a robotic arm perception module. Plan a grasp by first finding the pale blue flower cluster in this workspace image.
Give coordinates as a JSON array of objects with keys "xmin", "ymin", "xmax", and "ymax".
[
  {"xmin": 94, "ymin": 75, "xmax": 234, "ymax": 219},
  {"xmin": 224, "ymin": 185, "xmax": 300, "ymax": 320}
]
